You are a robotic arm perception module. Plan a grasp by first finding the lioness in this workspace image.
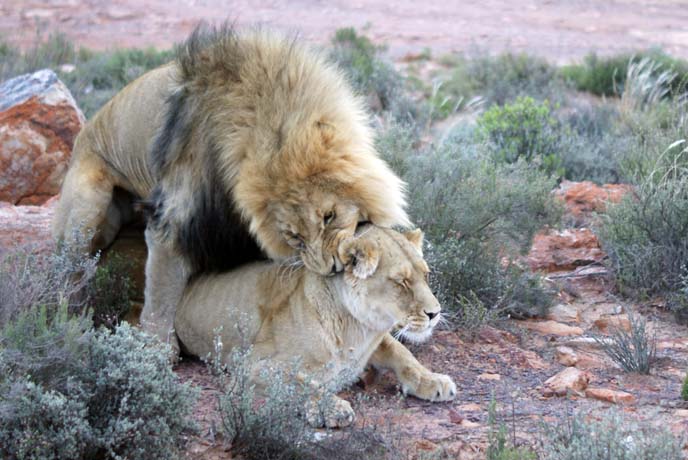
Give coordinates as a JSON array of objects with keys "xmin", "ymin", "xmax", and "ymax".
[
  {"xmin": 175, "ymin": 225, "xmax": 456, "ymax": 427},
  {"xmin": 53, "ymin": 24, "xmax": 409, "ymax": 357}
]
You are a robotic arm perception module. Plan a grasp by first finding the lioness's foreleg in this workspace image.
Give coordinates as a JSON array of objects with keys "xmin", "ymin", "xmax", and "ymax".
[
  {"xmin": 53, "ymin": 142, "xmax": 121, "ymax": 251},
  {"xmin": 141, "ymin": 227, "xmax": 190, "ymax": 360},
  {"xmin": 370, "ymin": 334, "xmax": 456, "ymax": 402}
]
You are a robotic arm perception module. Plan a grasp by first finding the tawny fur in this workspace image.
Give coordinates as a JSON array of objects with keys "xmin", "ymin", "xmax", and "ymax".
[
  {"xmin": 175, "ymin": 226, "xmax": 456, "ymax": 428},
  {"xmin": 53, "ymin": 25, "xmax": 410, "ymax": 354}
]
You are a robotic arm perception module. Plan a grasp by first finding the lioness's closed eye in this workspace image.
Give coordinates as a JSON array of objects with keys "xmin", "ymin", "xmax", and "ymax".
[{"xmin": 175, "ymin": 225, "xmax": 456, "ymax": 428}]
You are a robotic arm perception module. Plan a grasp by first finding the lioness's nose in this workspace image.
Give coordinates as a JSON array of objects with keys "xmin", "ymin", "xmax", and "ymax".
[{"xmin": 425, "ymin": 311, "xmax": 438, "ymax": 320}]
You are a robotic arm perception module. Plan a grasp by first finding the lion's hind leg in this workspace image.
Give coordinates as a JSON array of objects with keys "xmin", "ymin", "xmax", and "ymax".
[{"xmin": 53, "ymin": 144, "xmax": 121, "ymax": 252}]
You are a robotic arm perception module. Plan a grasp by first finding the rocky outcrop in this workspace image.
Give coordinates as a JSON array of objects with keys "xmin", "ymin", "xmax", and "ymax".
[
  {"xmin": 554, "ymin": 180, "xmax": 633, "ymax": 218},
  {"xmin": 528, "ymin": 228, "xmax": 604, "ymax": 272},
  {"xmin": 0, "ymin": 197, "xmax": 56, "ymax": 255},
  {"xmin": 0, "ymin": 69, "xmax": 84, "ymax": 205}
]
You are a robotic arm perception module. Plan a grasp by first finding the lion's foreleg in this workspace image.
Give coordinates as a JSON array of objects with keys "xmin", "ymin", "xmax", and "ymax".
[
  {"xmin": 141, "ymin": 227, "xmax": 190, "ymax": 361},
  {"xmin": 369, "ymin": 333, "xmax": 456, "ymax": 402}
]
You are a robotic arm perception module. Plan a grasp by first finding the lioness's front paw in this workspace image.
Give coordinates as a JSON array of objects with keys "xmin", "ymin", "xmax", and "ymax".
[
  {"xmin": 306, "ymin": 397, "xmax": 355, "ymax": 428},
  {"xmin": 401, "ymin": 371, "xmax": 457, "ymax": 402}
]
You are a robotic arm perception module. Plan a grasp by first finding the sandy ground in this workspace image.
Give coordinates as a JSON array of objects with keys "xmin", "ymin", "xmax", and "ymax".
[{"xmin": 3, "ymin": 0, "xmax": 688, "ymax": 63}]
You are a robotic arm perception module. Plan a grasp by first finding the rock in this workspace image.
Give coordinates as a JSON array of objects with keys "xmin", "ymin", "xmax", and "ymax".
[
  {"xmin": 0, "ymin": 198, "xmax": 56, "ymax": 254},
  {"xmin": 515, "ymin": 320, "xmax": 584, "ymax": 336},
  {"xmin": 546, "ymin": 304, "xmax": 581, "ymax": 323},
  {"xmin": 0, "ymin": 69, "xmax": 84, "ymax": 205},
  {"xmin": 543, "ymin": 367, "xmax": 591, "ymax": 396},
  {"xmin": 585, "ymin": 388, "xmax": 635, "ymax": 404},
  {"xmin": 555, "ymin": 346, "xmax": 578, "ymax": 366},
  {"xmin": 478, "ymin": 373, "xmax": 501, "ymax": 381},
  {"xmin": 528, "ymin": 228, "xmax": 604, "ymax": 272},
  {"xmin": 458, "ymin": 403, "xmax": 481, "ymax": 412},
  {"xmin": 554, "ymin": 180, "xmax": 633, "ymax": 217},
  {"xmin": 593, "ymin": 314, "xmax": 631, "ymax": 333}
]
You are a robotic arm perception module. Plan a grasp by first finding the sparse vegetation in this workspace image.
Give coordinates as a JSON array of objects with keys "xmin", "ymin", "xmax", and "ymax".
[
  {"xmin": 478, "ymin": 96, "xmax": 565, "ymax": 176},
  {"xmin": 561, "ymin": 50, "xmax": 688, "ymax": 97},
  {"xmin": 598, "ymin": 157, "xmax": 688, "ymax": 299},
  {"xmin": 594, "ymin": 311, "xmax": 656, "ymax": 374},
  {"xmin": 487, "ymin": 398, "xmax": 537, "ymax": 460},
  {"xmin": 0, "ymin": 32, "xmax": 172, "ymax": 117},
  {"xmin": 0, "ymin": 307, "xmax": 197, "ymax": 460},
  {"xmin": 682, "ymin": 372, "xmax": 688, "ymax": 401},
  {"xmin": 539, "ymin": 410, "xmax": 683, "ymax": 459},
  {"xmin": 377, "ymin": 121, "xmax": 559, "ymax": 323},
  {"xmin": 215, "ymin": 346, "xmax": 397, "ymax": 460}
]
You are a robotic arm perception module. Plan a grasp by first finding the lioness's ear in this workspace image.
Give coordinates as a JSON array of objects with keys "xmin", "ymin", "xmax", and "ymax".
[
  {"xmin": 403, "ymin": 229, "xmax": 424, "ymax": 256},
  {"xmin": 339, "ymin": 238, "xmax": 380, "ymax": 280}
]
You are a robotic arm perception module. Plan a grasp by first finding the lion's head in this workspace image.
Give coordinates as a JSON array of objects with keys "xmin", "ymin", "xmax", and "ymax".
[
  {"xmin": 332, "ymin": 225, "xmax": 442, "ymax": 343},
  {"xmin": 218, "ymin": 32, "xmax": 410, "ymax": 276}
]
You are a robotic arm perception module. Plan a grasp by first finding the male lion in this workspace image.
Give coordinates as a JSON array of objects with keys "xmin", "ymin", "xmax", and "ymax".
[
  {"xmin": 53, "ymin": 25, "xmax": 409, "ymax": 356},
  {"xmin": 175, "ymin": 225, "xmax": 456, "ymax": 428}
]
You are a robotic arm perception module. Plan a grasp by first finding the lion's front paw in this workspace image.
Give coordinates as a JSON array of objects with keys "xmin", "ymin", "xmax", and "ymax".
[
  {"xmin": 306, "ymin": 396, "xmax": 355, "ymax": 428},
  {"xmin": 401, "ymin": 371, "xmax": 457, "ymax": 402}
]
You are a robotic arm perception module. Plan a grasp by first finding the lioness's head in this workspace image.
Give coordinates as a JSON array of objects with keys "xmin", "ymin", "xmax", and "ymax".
[{"xmin": 333, "ymin": 225, "xmax": 441, "ymax": 343}]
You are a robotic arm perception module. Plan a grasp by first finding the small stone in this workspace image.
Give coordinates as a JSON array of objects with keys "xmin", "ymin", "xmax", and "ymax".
[
  {"xmin": 543, "ymin": 367, "xmax": 591, "ymax": 396},
  {"xmin": 585, "ymin": 388, "xmax": 635, "ymax": 404},
  {"xmin": 478, "ymin": 373, "xmax": 501, "ymax": 381},
  {"xmin": 448, "ymin": 408, "xmax": 463, "ymax": 424},
  {"xmin": 516, "ymin": 320, "xmax": 584, "ymax": 336},
  {"xmin": 555, "ymin": 346, "xmax": 578, "ymax": 366},
  {"xmin": 460, "ymin": 419, "xmax": 481, "ymax": 428},
  {"xmin": 594, "ymin": 314, "xmax": 631, "ymax": 333},
  {"xmin": 547, "ymin": 304, "xmax": 581, "ymax": 323},
  {"xmin": 458, "ymin": 403, "xmax": 481, "ymax": 411}
]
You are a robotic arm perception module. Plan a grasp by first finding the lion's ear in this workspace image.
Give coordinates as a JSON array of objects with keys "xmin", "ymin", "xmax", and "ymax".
[
  {"xmin": 403, "ymin": 229, "xmax": 424, "ymax": 256},
  {"xmin": 339, "ymin": 238, "xmax": 380, "ymax": 280}
]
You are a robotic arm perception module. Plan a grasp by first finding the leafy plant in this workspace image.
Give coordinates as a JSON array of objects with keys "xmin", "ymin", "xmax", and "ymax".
[{"xmin": 478, "ymin": 96, "xmax": 565, "ymax": 176}]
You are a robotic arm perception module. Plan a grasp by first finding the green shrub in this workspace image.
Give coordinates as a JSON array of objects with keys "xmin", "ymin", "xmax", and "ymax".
[
  {"xmin": 0, "ymin": 307, "xmax": 197, "ymax": 460},
  {"xmin": 0, "ymin": 32, "xmax": 76, "ymax": 82},
  {"xmin": 87, "ymin": 255, "xmax": 134, "ymax": 329},
  {"xmin": 682, "ymin": 372, "xmax": 688, "ymax": 401},
  {"xmin": 594, "ymin": 311, "xmax": 656, "ymax": 374},
  {"xmin": 0, "ymin": 33, "xmax": 172, "ymax": 118},
  {"xmin": 0, "ymin": 242, "xmax": 97, "ymax": 329},
  {"xmin": 597, "ymin": 169, "xmax": 688, "ymax": 298},
  {"xmin": 330, "ymin": 28, "xmax": 425, "ymax": 125},
  {"xmin": 434, "ymin": 52, "xmax": 562, "ymax": 110},
  {"xmin": 539, "ymin": 411, "xmax": 683, "ymax": 459},
  {"xmin": 487, "ymin": 398, "xmax": 536, "ymax": 460},
  {"xmin": 478, "ymin": 96, "xmax": 565, "ymax": 176},
  {"xmin": 561, "ymin": 50, "xmax": 688, "ymax": 97},
  {"xmin": 378, "ymin": 123, "xmax": 559, "ymax": 322},
  {"xmin": 466, "ymin": 52, "xmax": 561, "ymax": 106},
  {"xmin": 61, "ymin": 47, "xmax": 173, "ymax": 117}
]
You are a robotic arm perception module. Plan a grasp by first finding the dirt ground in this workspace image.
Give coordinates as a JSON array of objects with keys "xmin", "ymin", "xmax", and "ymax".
[{"xmin": 4, "ymin": 0, "xmax": 688, "ymax": 63}]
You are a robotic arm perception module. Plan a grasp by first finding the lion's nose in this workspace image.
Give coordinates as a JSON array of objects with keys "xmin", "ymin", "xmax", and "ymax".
[{"xmin": 425, "ymin": 311, "xmax": 438, "ymax": 320}]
